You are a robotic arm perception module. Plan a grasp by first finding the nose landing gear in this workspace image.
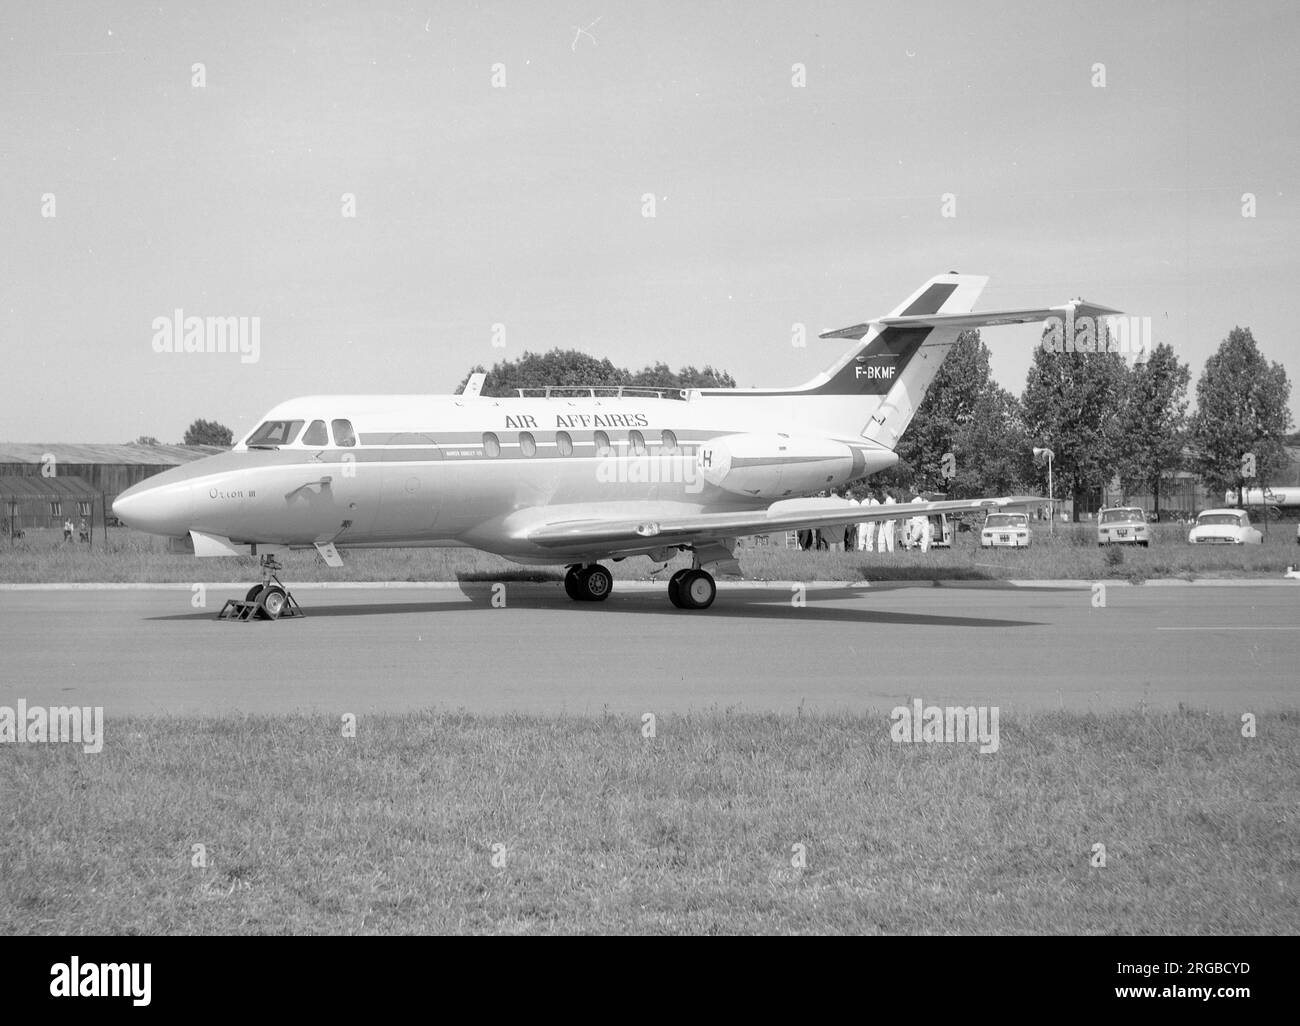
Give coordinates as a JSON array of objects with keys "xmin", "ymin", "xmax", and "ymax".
[{"xmin": 218, "ymin": 554, "xmax": 305, "ymax": 621}]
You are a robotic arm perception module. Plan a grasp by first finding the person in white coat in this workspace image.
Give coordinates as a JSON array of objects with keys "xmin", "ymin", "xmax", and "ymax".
[
  {"xmin": 858, "ymin": 493, "xmax": 879, "ymax": 550},
  {"xmin": 878, "ymin": 493, "xmax": 896, "ymax": 552},
  {"xmin": 910, "ymin": 494, "xmax": 932, "ymax": 552}
]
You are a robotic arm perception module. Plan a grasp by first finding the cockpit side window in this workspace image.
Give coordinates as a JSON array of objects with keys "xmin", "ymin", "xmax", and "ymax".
[
  {"xmin": 247, "ymin": 420, "xmax": 304, "ymax": 447},
  {"xmin": 302, "ymin": 420, "xmax": 328, "ymax": 446},
  {"xmin": 331, "ymin": 419, "xmax": 357, "ymax": 447}
]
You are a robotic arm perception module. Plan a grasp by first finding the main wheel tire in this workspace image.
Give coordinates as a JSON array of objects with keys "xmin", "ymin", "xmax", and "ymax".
[
  {"xmin": 258, "ymin": 585, "xmax": 288, "ymax": 620},
  {"xmin": 246, "ymin": 584, "xmax": 265, "ymax": 603},
  {"xmin": 563, "ymin": 567, "xmax": 583, "ymax": 601},
  {"xmin": 680, "ymin": 569, "xmax": 716, "ymax": 609},
  {"xmin": 579, "ymin": 565, "xmax": 613, "ymax": 602},
  {"xmin": 667, "ymin": 569, "xmax": 690, "ymax": 608}
]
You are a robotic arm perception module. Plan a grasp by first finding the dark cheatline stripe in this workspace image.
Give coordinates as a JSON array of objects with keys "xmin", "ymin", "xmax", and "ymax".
[
  {"xmin": 900, "ymin": 281, "xmax": 958, "ymax": 316},
  {"xmin": 701, "ymin": 325, "xmax": 933, "ymax": 398}
]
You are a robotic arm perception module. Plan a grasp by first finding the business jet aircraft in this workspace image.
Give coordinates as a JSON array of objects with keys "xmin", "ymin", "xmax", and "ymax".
[{"xmin": 112, "ymin": 273, "xmax": 1117, "ymax": 615}]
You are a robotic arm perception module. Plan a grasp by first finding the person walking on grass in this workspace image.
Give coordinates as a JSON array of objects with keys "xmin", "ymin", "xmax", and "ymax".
[
  {"xmin": 909, "ymin": 494, "xmax": 931, "ymax": 552},
  {"xmin": 859, "ymin": 492, "xmax": 879, "ymax": 550},
  {"xmin": 878, "ymin": 493, "xmax": 896, "ymax": 552},
  {"xmin": 62, "ymin": 516, "xmax": 74, "ymax": 543}
]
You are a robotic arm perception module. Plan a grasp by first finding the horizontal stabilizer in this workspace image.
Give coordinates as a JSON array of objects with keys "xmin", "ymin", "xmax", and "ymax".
[{"xmin": 821, "ymin": 300, "xmax": 1123, "ymax": 340}]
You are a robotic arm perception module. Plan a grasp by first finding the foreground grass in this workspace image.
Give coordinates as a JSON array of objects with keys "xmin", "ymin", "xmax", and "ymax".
[
  {"xmin": 2, "ymin": 710, "xmax": 1295, "ymax": 934},
  {"xmin": 3, "ymin": 524, "xmax": 1299, "ymax": 583}
]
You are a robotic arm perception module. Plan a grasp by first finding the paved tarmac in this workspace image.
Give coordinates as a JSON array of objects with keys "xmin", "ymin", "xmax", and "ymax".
[{"xmin": 2, "ymin": 582, "xmax": 1296, "ymax": 716}]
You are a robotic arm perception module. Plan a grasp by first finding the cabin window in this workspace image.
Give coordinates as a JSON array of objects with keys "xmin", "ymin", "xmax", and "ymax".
[
  {"xmin": 556, "ymin": 431, "xmax": 574, "ymax": 456},
  {"xmin": 482, "ymin": 432, "xmax": 501, "ymax": 458},
  {"xmin": 628, "ymin": 429, "xmax": 646, "ymax": 455},
  {"xmin": 78, "ymin": 501, "xmax": 92, "ymax": 517},
  {"xmin": 302, "ymin": 420, "xmax": 328, "ymax": 446},
  {"xmin": 520, "ymin": 431, "xmax": 537, "ymax": 457},
  {"xmin": 50, "ymin": 502, "xmax": 62, "ymax": 517},
  {"xmin": 594, "ymin": 430, "xmax": 611, "ymax": 457},
  {"xmin": 661, "ymin": 429, "xmax": 678, "ymax": 452},
  {"xmin": 247, "ymin": 420, "xmax": 304, "ymax": 447},
  {"xmin": 331, "ymin": 419, "xmax": 357, "ymax": 447}
]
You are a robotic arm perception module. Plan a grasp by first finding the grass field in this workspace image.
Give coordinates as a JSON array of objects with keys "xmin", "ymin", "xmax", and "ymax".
[
  {"xmin": 1, "ymin": 709, "xmax": 1294, "ymax": 934},
  {"xmin": 2, "ymin": 522, "xmax": 1299, "ymax": 584}
]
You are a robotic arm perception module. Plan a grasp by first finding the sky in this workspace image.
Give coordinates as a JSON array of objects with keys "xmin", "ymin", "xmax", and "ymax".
[{"xmin": 2, "ymin": 0, "xmax": 1298, "ymax": 442}]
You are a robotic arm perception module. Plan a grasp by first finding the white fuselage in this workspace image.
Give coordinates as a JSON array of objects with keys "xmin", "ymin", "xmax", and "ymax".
[{"xmin": 112, "ymin": 390, "xmax": 896, "ymax": 563}]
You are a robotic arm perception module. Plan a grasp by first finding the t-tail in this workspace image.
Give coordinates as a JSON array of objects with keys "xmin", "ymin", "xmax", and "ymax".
[{"xmin": 694, "ymin": 272, "xmax": 1120, "ymax": 447}]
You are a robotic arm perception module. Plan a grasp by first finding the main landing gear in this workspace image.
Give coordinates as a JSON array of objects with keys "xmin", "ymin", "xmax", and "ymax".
[
  {"xmin": 667, "ymin": 568, "xmax": 716, "ymax": 609},
  {"xmin": 562, "ymin": 562, "xmax": 718, "ymax": 609},
  {"xmin": 218, "ymin": 554, "xmax": 305, "ymax": 621},
  {"xmin": 564, "ymin": 563, "xmax": 614, "ymax": 602}
]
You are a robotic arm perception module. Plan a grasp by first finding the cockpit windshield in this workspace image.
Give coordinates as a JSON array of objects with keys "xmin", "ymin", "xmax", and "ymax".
[
  {"xmin": 246, "ymin": 420, "xmax": 304, "ymax": 448},
  {"xmin": 331, "ymin": 419, "xmax": 357, "ymax": 447}
]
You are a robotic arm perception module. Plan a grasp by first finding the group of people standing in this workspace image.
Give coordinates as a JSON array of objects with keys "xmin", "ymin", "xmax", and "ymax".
[{"xmin": 797, "ymin": 488, "xmax": 935, "ymax": 553}]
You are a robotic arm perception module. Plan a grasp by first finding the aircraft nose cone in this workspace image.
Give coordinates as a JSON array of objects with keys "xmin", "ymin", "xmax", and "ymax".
[{"xmin": 112, "ymin": 479, "xmax": 194, "ymax": 536}]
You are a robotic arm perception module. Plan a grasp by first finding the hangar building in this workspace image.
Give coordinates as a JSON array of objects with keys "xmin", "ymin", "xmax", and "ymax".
[{"xmin": 0, "ymin": 442, "xmax": 223, "ymax": 534}]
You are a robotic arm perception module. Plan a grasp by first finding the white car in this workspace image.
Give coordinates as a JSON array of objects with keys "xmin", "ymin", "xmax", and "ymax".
[
  {"xmin": 1187, "ymin": 509, "xmax": 1263, "ymax": 545},
  {"xmin": 1097, "ymin": 507, "xmax": 1150, "ymax": 547},
  {"xmin": 980, "ymin": 512, "xmax": 1032, "ymax": 548}
]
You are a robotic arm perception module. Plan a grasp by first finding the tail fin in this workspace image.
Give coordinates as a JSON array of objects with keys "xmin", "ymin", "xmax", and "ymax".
[
  {"xmin": 692, "ymin": 273, "xmax": 1119, "ymax": 447},
  {"xmin": 815, "ymin": 274, "xmax": 1119, "ymax": 448}
]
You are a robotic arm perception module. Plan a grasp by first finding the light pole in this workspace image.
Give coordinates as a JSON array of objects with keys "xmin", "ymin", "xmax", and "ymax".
[{"xmin": 1033, "ymin": 447, "xmax": 1055, "ymax": 534}]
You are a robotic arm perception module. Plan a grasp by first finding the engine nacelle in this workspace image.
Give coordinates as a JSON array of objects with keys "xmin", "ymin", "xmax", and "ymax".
[{"xmin": 696, "ymin": 433, "xmax": 875, "ymax": 499}]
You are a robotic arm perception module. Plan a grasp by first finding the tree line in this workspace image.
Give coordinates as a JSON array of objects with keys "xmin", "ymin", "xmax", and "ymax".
[{"xmin": 888, "ymin": 324, "xmax": 1292, "ymax": 518}]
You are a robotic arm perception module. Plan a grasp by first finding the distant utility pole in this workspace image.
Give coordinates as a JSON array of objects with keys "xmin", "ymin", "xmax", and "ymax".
[{"xmin": 1034, "ymin": 447, "xmax": 1055, "ymax": 534}]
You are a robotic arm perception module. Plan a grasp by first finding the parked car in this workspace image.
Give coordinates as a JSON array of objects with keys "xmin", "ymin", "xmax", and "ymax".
[
  {"xmin": 1187, "ymin": 509, "xmax": 1263, "ymax": 545},
  {"xmin": 1097, "ymin": 507, "xmax": 1150, "ymax": 547},
  {"xmin": 980, "ymin": 512, "xmax": 1032, "ymax": 548}
]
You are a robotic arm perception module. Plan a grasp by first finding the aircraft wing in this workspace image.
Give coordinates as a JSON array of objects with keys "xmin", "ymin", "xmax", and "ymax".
[{"xmin": 525, "ymin": 495, "xmax": 1046, "ymax": 550}]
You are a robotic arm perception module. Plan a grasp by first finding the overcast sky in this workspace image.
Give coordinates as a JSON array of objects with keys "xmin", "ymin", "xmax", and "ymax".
[{"xmin": 2, "ymin": 0, "xmax": 1298, "ymax": 442}]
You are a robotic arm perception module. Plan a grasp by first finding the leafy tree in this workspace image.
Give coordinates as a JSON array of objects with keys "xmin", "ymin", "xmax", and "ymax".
[
  {"xmin": 131, "ymin": 435, "xmax": 161, "ymax": 446},
  {"xmin": 182, "ymin": 419, "xmax": 234, "ymax": 447},
  {"xmin": 948, "ymin": 388, "xmax": 1032, "ymax": 497},
  {"xmin": 627, "ymin": 362, "xmax": 735, "ymax": 389},
  {"xmin": 889, "ymin": 331, "xmax": 1031, "ymax": 496},
  {"xmin": 459, "ymin": 349, "xmax": 734, "ymax": 395},
  {"xmin": 1189, "ymin": 327, "xmax": 1292, "ymax": 503},
  {"xmin": 1114, "ymin": 342, "xmax": 1190, "ymax": 515},
  {"xmin": 1021, "ymin": 325, "xmax": 1130, "ymax": 519}
]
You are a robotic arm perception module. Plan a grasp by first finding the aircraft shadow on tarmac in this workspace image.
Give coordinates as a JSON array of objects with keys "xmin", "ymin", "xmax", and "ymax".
[{"xmin": 148, "ymin": 584, "xmax": 1044, "ymax": 628}]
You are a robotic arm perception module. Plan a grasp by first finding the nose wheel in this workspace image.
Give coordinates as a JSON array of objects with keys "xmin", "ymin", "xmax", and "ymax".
[{"xmin": 219, "ymin": 554, "xmax": 304, "ymax": 621}]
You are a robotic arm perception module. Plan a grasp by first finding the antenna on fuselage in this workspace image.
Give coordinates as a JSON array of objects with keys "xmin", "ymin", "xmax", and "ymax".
[{"xmin": 462, "ymin": 372, "xmax": 486, "ymax": 398}]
